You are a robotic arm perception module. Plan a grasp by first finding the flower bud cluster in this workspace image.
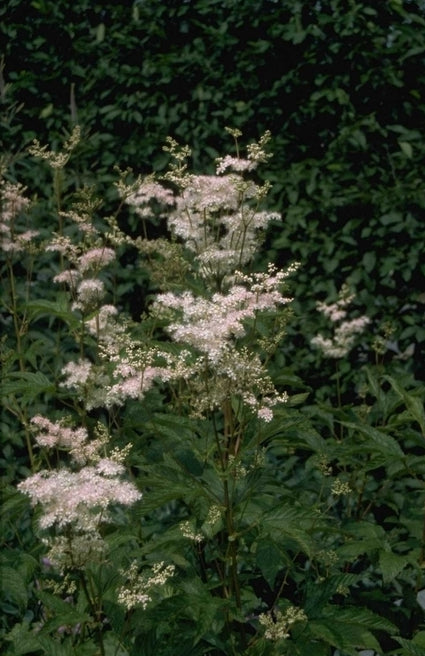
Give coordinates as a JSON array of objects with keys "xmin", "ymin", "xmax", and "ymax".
[
  {"xmin": 259, "ymin": 606, "xmax": 307, "ymax": 641},
  {"xmin": 118, "ymin": 561, "xmax": 175, "ymax": 611},
  {"xmin": 28, "ymin": 126, "xmax": 81, "ymax": 170}
]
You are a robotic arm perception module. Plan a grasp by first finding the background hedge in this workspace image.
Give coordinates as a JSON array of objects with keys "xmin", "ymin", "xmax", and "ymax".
[{"xmin": 1, "ymin": 0, "xmax": 425, "ymax": 386}]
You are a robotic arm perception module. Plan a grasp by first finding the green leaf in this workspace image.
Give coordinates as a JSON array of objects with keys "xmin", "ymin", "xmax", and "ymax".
[
  {"xmin": 255, "ymin": 539, "xmax": 289, "ymax": 588},
  {"xmin": 399, "ymin": 140, "xmax": 413, "ymax": 158},
  {"xmin": 38, "ymin": 637, "xmax": 78, "ymax": 656},
  {"xmin": 383, "ymin": 375, "xmax": 425, "ymax": 436},
  {"xmin": 1, "ymin": 371, "xmax": 55, "ymax": 401},
  {"xmin": 309, "ymin": 616, "xmax": 383, "ymax": 655},
  {"xmin": 379, "ymin": 549, "xmax": 409, "ymax": 583},
  {"xmin": 340, "ymin": 421, "xmax": 404, "ymax": 457},
  {"xmin": 362, "ymin": 251, "xmax": 376, "ymax": 273},
  {"xmin": 288, "ymin": 392, "xmax": 310, "ymax": 406},
  {"xmin": 308, "ymin": 620, "xmax": 346, "ymax": 650},
  {"xmin": 413, "ymin": 632, "xmax": 425, "ymax": 648},
  {"xmin": 394, "ymin": 637, "xmax": 425, "ymax": 656},
  {"xmin": 95, "ymin": 22, "xmax": 105, "ymax": 42},
  {"xmin": 27, "ymin": 296, "xmax": 77, "ymax": 326},
  {"xmin": 0, "ymin": 566, "xmax": 28, "ymax": 610},
  {"xmin": 35, "ymin": 590, "xmax": 91, "ymax": 628},
  {"xmin": 260, "ymin": 506, "xmax": 313, "ymax": 555},
  {"xmin": 3, "ymin": 620, "xmax": 43, "ymax": 655},
  {"xmin": 312, "ymin": 605, "xmax": 395, "ymax": 654},
  {"xmin": 179, "ymin": 579, "xmax": 224, "ymax": 644},
  {"xmin": 327, "ymin": 606, "xmax": 396, "ymax": 633},
  {"xmin": 39, "ymin": 103, "xmax": 53, "ymax": 119},
  {"xmin": 337, "ymin": 519, "xmax": 389, "ymax": 560}
]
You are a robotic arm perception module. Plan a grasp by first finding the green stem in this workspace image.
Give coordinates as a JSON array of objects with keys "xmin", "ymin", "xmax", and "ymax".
[
  {"xmin": 79, "ymin": 571, "xmax": 105, "ymax": 656},
  {"xmin": 221, "ymin": 399, "xmax": 247, "ymax": 649},
  {"xmin": 335, "ymin": 360, "xmax": 343, "ymax": 441},
  {"xmin": 5, "ymin": 259, "xmax": 36, "ymax": 470}
]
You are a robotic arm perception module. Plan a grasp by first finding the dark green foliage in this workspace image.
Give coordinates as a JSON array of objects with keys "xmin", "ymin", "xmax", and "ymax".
[{"xmin": 2, "ymin": 0, "xmax": 424, "ymax": 382}]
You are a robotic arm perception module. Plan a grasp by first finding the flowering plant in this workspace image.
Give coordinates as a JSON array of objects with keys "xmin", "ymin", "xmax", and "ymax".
[{"xmin": 1, "ymin": 129, "xmax": 423, "ymax": 656}]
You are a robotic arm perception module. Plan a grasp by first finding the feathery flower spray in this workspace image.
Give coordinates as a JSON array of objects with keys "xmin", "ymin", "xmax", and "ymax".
[{"xmin": 18, "ymin": 418, "xmax": 141, "ymax": 570}]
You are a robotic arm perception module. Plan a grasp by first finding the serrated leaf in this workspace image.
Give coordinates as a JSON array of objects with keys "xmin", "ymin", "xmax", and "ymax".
[
  {"xmin": 337, "ymin": 537, "xmax": 383, "ymax": 560},
  {"xmin": 395, "ymin": 637, "xmax": 425, "ymax": 656},
  {"xmin": 146, "ymin": 413, "xmax": 196, "ymax": 443},
  {"xmin": 288, "ymin": 392, "xmax": 310, "ymax": 406},
  {"xmin": 304, "ymin": 578, "xmax": 346, "ymax": 617},
  {"xmin": 3, "ymin": 620, "xmax": 43, "ymax": 655},
  {"xmin": 413, "ymin": 632, "xmax": 425, "ymax": 648},
  {"xmin": 256, "ymin": 539, "xmax": 288, "ymax": 588},
  {"xmin": 179, "ymin": 579, "xmax": 224, "ymax": 644},
  {"xmin": 309, "ymin": 617, "xmax": 382, "ymax": 655},
  {"xmin": 338, "ymin": 625, "xmax": 381, "ymax": 654},
  {"xmin": 383, "ymin": 375, "xmax": 425, "ymax": 436},
  {"xmin": 36, "ymin": 636, "xmax": 78, "ymax": 656},
  {"xmin": 36, "ymin": 590, "xmax": 91, "ymax": 626},
  {"xmin": 328, "ymin": 606, "xmax": 396, "ymax": 632},
  {"xmin": 103, "ymin": 600, "xmax": 126, "ymax": 636},
  {"xmin": 308, "ymin": 620, "xmax": 346, "ymax": 649},
  {"xmin": 340, "ymin": 421, "xmax": 404, "ymax": 457},
  {"xmin": 379, "ymin": 549, "xmax": 409, "ymax": 583},
  {"xmin": 303, "ymin": 574, "xmax": 361, "ymax": 618},
  {"xmin": 0, "ymin": 566, "xmax": 28, "ymax": 610},
  {"xmin": 1, "ymin": 371, "xmax": 55, "ymax": 401},
  {"xmin": 0, "ymin": 486, "xmax": 30, "ymax": 521},
  {"xmin": 296, "ymin": 635, "xmax": 330, "ymax": 656},
  {"xmin": 27, "ymin": 296, "xmax": 77, "ymax": 326}
]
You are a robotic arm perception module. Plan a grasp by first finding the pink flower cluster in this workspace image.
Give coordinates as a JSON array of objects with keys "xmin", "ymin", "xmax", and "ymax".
[
  {"xmin": 18, "ymin": 416, "xmax": 141, "ymax": 532},
  {"xmin": 0, "ymin": 180, "xmax": 38, "ymax": 253},
  {"xmin": 167, "ymin": 174, "xmax": 279, "ymax": 277},
  {"xmin": 125, "ymin": 139, "xmax": 280, "ymax": 280},
  {"xmin": 154, "ymin": 265, "xmax": 295, "ymax": 363},
  {"xmin": 48, "ymin": 227, "xmax": 116, "ymax": 313},
  {"xmin": 126, "ymin": 178, "xmax": 175, "ymax": 218},
  {"xmin": 311, "ymin": 288, "xmax": 371, "ymax": 358},
  {"xmin": 19, "ymin": 464, "xmax": 141, "ymax": 531},
  {"xmin": 151, "ymin": 264, "xmax": 296, "ymax": 420}
]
